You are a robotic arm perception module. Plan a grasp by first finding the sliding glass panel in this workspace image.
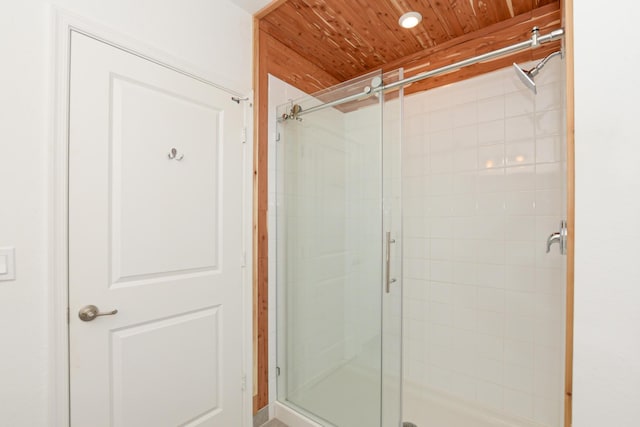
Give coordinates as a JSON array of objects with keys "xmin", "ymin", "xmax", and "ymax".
[
  {"xmin": 381, "ymin": 69, "xmax": 404, "ymax": 427},
  {"xmin": 276, "ymin": 70, "xmax": 400, "ymax": 427}
]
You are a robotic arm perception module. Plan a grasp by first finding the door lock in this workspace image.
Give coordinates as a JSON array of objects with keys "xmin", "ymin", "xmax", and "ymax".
[{"xmin": 78, "ymin": 305, "xmax": 118, "ymax": 322}]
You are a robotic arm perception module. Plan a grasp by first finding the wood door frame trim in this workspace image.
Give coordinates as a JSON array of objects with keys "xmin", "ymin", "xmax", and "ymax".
[
  {"xmin": 563, "ymin": 0, "xmax": 575, "ymax": 425},
  {"xmin": 252, "ymin": 16, "xmax": 270, "ymax": 413},
  {"xmin": 51, "ymin": 9, "xmax": 254, "ymax": 426}
]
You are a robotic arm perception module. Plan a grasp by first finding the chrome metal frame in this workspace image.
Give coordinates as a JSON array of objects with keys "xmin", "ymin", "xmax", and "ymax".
[{"xmin": 294, "ymin": 27, "xmax": 564, "ymax": 118}]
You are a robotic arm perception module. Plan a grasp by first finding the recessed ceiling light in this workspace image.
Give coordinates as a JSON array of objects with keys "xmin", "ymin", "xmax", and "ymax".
[{"xmin": 399, "ymin": 11, "xmax": 422, "ymax": 29}]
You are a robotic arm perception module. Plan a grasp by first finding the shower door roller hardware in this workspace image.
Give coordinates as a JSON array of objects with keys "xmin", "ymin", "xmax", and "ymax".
[
  {"xmin": 385, "ymin": 231, "xmax": 397, "ymax": 293},
  {"xmin": 546, "ymin": 220, "xmax": 567, "ymax": 255},
  {"xmin": 282, "ymin": 104, "xmax": 303, "ymax": 121},
  {"xmin": 78, "ymin": 305, "xmax": 118, "ymax": 322}
]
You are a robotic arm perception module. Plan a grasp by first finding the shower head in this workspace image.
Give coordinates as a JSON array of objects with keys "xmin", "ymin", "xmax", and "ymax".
[
  {"xmin": 513, "ymin": 50, "xmax": 563, "ymax": 94},
  {"xmin": 513, "ymin": 62, "xmax": 537, "ymax": 94}
]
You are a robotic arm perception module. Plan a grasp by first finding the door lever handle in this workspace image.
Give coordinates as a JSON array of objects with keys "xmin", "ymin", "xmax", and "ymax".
[
  {"xmin": 546, "ymin": 220, "xmax": 567, "ymax": 255},
  {"xmin": 78, "ymin": 305, "xmax": 118, "ymax": 322}
]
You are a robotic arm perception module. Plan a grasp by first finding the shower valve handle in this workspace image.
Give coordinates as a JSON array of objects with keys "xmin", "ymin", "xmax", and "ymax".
[
  {"xmin": 546, "ymin": 232, "xmax": 561, "ymax": 253},
  {"xmin": 546, "ymin": 220, "xmax": 567, "ymax": 255}
]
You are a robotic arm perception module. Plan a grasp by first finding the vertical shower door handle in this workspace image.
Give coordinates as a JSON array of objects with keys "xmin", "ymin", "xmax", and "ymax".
[{"xmin": 385, "ymin": 231, "xmax": 397, "ymax": 293}]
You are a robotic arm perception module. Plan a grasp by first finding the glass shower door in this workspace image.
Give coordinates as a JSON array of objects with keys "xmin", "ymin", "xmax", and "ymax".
[{"xmin": 276, "ymin": 70, "xmax": 401, "ymax": 427}]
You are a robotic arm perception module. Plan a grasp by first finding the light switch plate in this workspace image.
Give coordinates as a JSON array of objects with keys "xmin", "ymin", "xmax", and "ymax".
[{"xmin": 0, "ymin": 247, "xmax": 15, "ymax": 281}]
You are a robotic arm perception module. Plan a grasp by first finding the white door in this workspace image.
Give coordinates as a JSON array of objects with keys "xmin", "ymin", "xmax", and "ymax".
[{"xmin": 68, "ymin": 32, "xmax": 244, "ymax": 427}]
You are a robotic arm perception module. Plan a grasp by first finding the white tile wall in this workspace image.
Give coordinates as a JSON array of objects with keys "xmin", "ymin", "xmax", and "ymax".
[{"xmin": 402, "ymin": 60, "xmax": 566, "ymax": 427}]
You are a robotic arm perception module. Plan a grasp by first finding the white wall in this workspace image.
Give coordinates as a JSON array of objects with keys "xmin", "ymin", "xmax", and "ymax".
[
  {"xmin": 573, "ymin": 2, "xmax": 640, "ymax": 426},
  {"xmin": 0, "ymin": 2, "xmax": 252, "ymax": 425}
]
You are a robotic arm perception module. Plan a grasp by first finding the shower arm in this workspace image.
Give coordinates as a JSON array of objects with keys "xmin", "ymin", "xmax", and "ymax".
[
  {"xmin": 528, "ymin": 50, "xmax": 564, "ymax": 77},
  {"xmin": 296, "ymin": 27, "xmax": 564, "ymax": 118}
]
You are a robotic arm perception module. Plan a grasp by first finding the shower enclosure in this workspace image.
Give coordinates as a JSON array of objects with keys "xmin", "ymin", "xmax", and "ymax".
[{"xmin": 273, "ymin": 26, "xmax": 567, "ymax": 427}]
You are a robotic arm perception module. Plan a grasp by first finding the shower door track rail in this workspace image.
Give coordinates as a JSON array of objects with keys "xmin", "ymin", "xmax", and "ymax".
[{"xmin": 294, "ymin": 27, "xmax": 564, "ymax": 118}]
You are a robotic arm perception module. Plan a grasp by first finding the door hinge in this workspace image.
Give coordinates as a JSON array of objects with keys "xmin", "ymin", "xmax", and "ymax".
[
  {"xmin": 275, "ymin": 131, "xmax": 281, "ymax": 142},
  {"xmin": 241, "ymin": 375, "xmax": 247, "ymax": 391},
  {"xmin": 241, "ymin": 127, "xmax": 247, "ymax": 144},
  {"xmin": 241, "ymin": 250, "xmax": 247, "ymax": 268},
  {"xmin": 276, "ymin": 366, "xmax": 281, "ymax": 377}
]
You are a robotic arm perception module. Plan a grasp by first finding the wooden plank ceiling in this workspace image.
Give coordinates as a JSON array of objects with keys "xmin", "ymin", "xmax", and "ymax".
[{"xmin": 259, "ymin": 0, "xmax": 559, "ymax": 84}]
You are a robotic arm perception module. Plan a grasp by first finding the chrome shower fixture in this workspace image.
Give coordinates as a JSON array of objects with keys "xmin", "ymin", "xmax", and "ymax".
[
  {"xmin": 282, "ymin": 103, "xmax": 303, "ymax": 121},
  {"xmin": 513, "ymin": 50, "xmax": 563, "ymax": 94}
]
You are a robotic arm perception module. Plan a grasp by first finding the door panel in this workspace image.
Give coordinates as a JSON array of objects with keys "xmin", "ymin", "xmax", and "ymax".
[
  {"xmin": 111, "ymin": 307, "xmax": 221, "ymax": 426},
  {"xmin": 69, "ymin": 32, "xmax": 244, "ymax": 427},
  {"xmin": 111, "ymin": 77, "xmax": 221, "ymax": 280}
]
